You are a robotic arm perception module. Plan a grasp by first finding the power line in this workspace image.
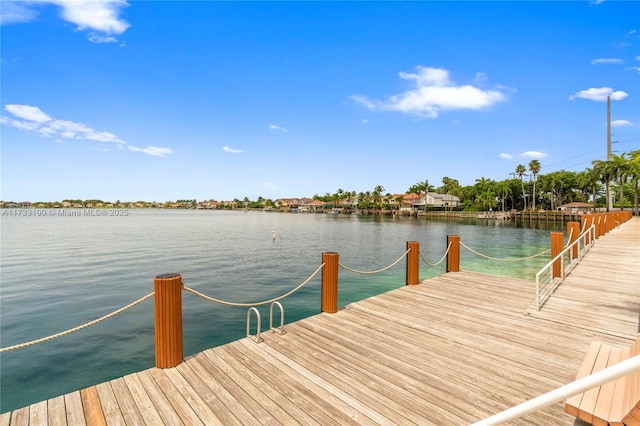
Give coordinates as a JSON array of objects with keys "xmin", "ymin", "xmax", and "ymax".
[{"xmin": 544, "ymin": 148, "xmax": 603, "ymax": 168}]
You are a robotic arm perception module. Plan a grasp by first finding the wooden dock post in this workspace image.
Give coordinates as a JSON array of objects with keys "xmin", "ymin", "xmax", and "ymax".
[
  {"xmin": 321, "ymin": 252, "xmax": 339, "ymax": 313},
  {"xmin": 154, "ymin": 273, "xmax": 183, "ymax": 368},
  {"xmin": 447, "ymin": 235, "xmax": 460, "ymax": 273},
  {"xmin": 406, "ymin": 241, "xmax": 420, "ymax": 285},
  {"xmin": 551, "ymin": 232, "xmax": 564, "ymax": 279},
  {"xmin": 567, "ymin": 222, "xmax": 580, "ymax": 259}
]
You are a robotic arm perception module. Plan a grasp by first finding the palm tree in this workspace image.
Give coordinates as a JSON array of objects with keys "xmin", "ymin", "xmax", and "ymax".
[
  {"xmin": 528, "ymin": 160, "xmax": 541, "ymax": 211},
  {"xmin": 495, "ymin": 180, "xmax": 512, "ymax": 211},
  {"xmin": 592, "ymin": 159, "xmax": 616, "ymax": 211},
  {"xmin": 407, "ymin": 180, "xmax": 433, "ymax": 210},
  {"xmin": 582, "ymin": 167, "xmax": 602, "ymax": 207},
  {"xmin": 384, "ymin": 193, "xmax": 393, "ymax": 210},
  {"xmin": 575, "ymin": 170, "xmax": 590, "ymax": 203},
  {"xmin": 441, "ymin": 176, "xmax": 460, "ymax": 194},
  {"xmin": 474, "ymin": 189, "xmax": 497, "ymax": 211},
  {"xmin": 335, "ymin": 188, "xmax": 345, "ymax": 207},
  {"xmin": 515, "ymin": 164, "xmax": 527, "ymax": 211},
  {"xmin": 473, "ymin": 178, "xmax": 497, "ymax": 211},
  {"xmin": 628, "ymin": 150, "xmax": 640, "ymax": 215},
  {"xmin": 394, "ymin": 195, "xmax": 404, "ymax": 210},
  {"xmin": 356, "ymin": 192, "xmax": 366, "ymax": 209},
  {"xmin": 372, "ymin": 185, "xmax": 385, "ymax": 210},
  {"xmin": 610, "ymin": 154, "xmax": 630, "ymax": 211}
]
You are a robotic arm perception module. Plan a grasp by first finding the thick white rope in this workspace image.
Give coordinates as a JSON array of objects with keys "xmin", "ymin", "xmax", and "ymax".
[
  {"xmin": 460, "ymin": 242, "xmax": 551, "ymax": 262},
  {"xmin": 182, "ymin": 263, "xmax": 325, "ymax": 307},
  {"xmin": 338, "ymin": 249, "xmax": 410, "ymax": 275},
  {"xmin": 565, "ymin": 227, "xmax": 574, "ymax": 248},
  {"xmin": 0, "ymin": 292, "xmax": 154, "ymax": 353},
  {"xmin": 420, "ymin": 242, "xmax": 452, "ymax": 267}
]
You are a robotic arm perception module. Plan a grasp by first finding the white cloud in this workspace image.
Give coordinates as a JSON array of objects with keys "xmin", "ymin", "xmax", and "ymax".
[
  {"xmin": 48, "ymin": 119, "xmax": 125, "ymax": 143},
  {"xmin": 0, "ymin": 1, "xmax": 39, "ymax": 25},
  {"xmin": 521, "ymin": 151, "xmax": 547, "ymax": 159},
  {"xmin": 269, "ymin": 124, "xmax": 288, "ymax": 133},
  {"xmin": 1, "ymin": 0, "xmax": 130, "ymax": 43},
  {"xmin": 352, "ymin": 66, "xmax": 507, "ymax": 118},
  {"xmin": 5, "ymin": 104, "xmax": 52, "ymax": 122},
  {"xmin": 222, "ymin": 146, "xmax": 242, "ymax": 153},
  {"xmin": 1, "ymin": 103, "xmax": 173, "ymax": 157},
  {"xmin": 351, "ymin": 95, "xmax": 376, "ymax": 110},
  {"xmin": 569, "ymin": 87, "xmax": 628, "ymax": 101},
  {"xmin": 499, "ymin": 153, "xmax": 513, "ymax": 160},
  {"xmin": 128, "ymin": 146, "xmax": 173, "ymax": 158},
  {"xmin": 591, "ymin": 58, "xmax": 623, "ymax": 65},
  {"xmin": 0, "ymin": 116, "xmax": 41, "ymax": 131},
  {"xmin": 612, "ymin": 119, "xmax": 633, "ymax": 127},
  {"xmin": 50, "ymin": 0, "xmax": 130, "ymax": 34},
  {"xmin": 2, "ymin": 104, "xmax": 125, "ymax": 143},
  {"xmin": 88, "ymin": 33, "xmax": 118, "ymax": 44}
]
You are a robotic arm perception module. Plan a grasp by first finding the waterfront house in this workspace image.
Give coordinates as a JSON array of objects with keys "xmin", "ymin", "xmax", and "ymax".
[
  {"xmin": 400, "ymin": 192, "xmax": 461, "ymax": 210},
  {"xmin": 558, "ymin": 202, "xmax": 595, "ymax": 215}
]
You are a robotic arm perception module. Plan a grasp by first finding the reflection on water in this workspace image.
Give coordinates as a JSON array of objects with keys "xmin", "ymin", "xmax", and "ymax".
[{"xmin": 0, "ymin": 210, "xmax": 564, "ymax": 412}]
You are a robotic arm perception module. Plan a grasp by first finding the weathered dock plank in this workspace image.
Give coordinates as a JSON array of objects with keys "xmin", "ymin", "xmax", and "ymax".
[
  {"xmin": 63, "ymin": 392, "xmax": 85, "ymax": 426},
  {"xmin": 27, "ymin": 400, "xmax": 46, "ymax": 426},
  {"xmin": 186, "ymin": 352, "xmax": 259, "ymax": 425},
  {"xmin": 93, "ymin": 382, "xmax": 125, "ymax": 426},
  {"xmin": 79, "ymin": 387, "xmax": 106, "ymax": 426},
  {"xmin": 215, "ymin": 345, "xmax": 323, "ymax": 425},
  {"xmin": 45, "ymin": 396, "xmax": 65, "ymax": 425},
  {"xmin": 5, "ymin": 217, "xmax": 639, "ymax": 425},
  {"xmin": 108, "ymin": 377, "xmax": 144, "ymax": 425},
  {"xmin": 135, "ymin": 369, "xmax": 184, "ymax": 425}
]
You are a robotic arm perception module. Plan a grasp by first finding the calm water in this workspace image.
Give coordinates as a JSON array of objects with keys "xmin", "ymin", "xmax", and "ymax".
[{"xmin": 0, "ymin": 209, "xmax": 562, "ymax": 413}]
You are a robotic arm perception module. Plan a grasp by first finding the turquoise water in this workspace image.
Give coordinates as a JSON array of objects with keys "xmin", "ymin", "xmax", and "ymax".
[{"xmin": 0, "ymin": 209, "xmax": 562, "ymax": 413}]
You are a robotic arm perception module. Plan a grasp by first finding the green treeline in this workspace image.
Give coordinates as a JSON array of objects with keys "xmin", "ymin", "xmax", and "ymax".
[{"xmin": 3, "ymin": 152, "xmax": 638, "ymax": 212}]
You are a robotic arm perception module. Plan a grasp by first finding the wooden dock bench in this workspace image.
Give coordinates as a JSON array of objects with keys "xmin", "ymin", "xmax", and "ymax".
[{"xmin": 565, "ymin": 337, "xmax": 640, "ymax": 426}]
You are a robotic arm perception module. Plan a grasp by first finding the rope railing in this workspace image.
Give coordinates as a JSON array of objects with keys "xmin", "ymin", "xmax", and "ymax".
[
  {"xmin": 534, "ymin": 224, "xmax": 596, "ymax": 311},
  {"xmin": 338, "ymin": 249, "xmax": 410, "ymax": 275},
  {"xmin": 420, "ymin": 242, "xmax": 451, "ymax": 267},
  {"xmin": 0, "ymin": 292, "xmax": 154, "ymax": 353},
  {"xmin": 460, "ymin": 241, "xmax": 551, "ymax": 262},
  {"xmin": 565, "ymin": 227, "xmax": 574, "ymax": 248},
  {"xmin": 182, "ymin": 263, "xmax": 325, "ymax": 307}
]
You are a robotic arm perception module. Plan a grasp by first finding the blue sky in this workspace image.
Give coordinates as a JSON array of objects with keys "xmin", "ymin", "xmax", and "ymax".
[{"xmin": 1, "ymin": 1, "xmax": 639, "ymax": 202}]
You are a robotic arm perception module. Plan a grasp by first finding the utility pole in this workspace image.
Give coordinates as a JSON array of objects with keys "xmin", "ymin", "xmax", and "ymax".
[{"xmin": 606, "ymin": 95, "xmax": 612, "ymax": 211}]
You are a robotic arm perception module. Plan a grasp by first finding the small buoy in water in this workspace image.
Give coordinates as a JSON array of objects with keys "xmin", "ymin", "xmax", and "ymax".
[{"xmin": 272, "ymin": 231, "xmax": 277, "ymax": 240}]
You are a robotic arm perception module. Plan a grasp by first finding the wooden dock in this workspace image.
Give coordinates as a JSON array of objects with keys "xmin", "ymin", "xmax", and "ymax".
[{"xmin": 3, "ymin": 218, "xmax": 639, "ymax": 425}]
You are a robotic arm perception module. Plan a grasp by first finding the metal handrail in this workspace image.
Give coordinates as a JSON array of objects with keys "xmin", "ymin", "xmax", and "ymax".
[
  {"xmin": 269, "ymin": 302, "xmax": 286, "ymax": 335},
  {"xmin": 534, "ymin": 225, "xmax": 595, "ymax": 310},
  {"xmin": 471, "ymin": 354, "xmax": 640, "ymax": 425},
  {"xmin": 246, "ymin": 307, "xmax": 263, "ymax": 343}
]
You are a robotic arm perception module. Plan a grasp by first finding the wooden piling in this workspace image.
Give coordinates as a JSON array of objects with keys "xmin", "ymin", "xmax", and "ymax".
[
  {"xmin": 567, "ymin": 222, "xmax": 580, "ymax": 259},
  {"xmin": 447, "ymin": 235, "xmax": 460, "ymax": 273},
  {"xmin": 551, "ymin": 232, "xmax": 564, "ymax": 279},
  {"xmin": 406, "ymin": 241, "xmax": 420, "ymax": 285},
  {"xmin": 321, "ymin": 252, "xmax": 339, "ymax": 313},
  {"xmin": 154, "ymin": 273, "xmax": 183, "ymax": 368}
]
